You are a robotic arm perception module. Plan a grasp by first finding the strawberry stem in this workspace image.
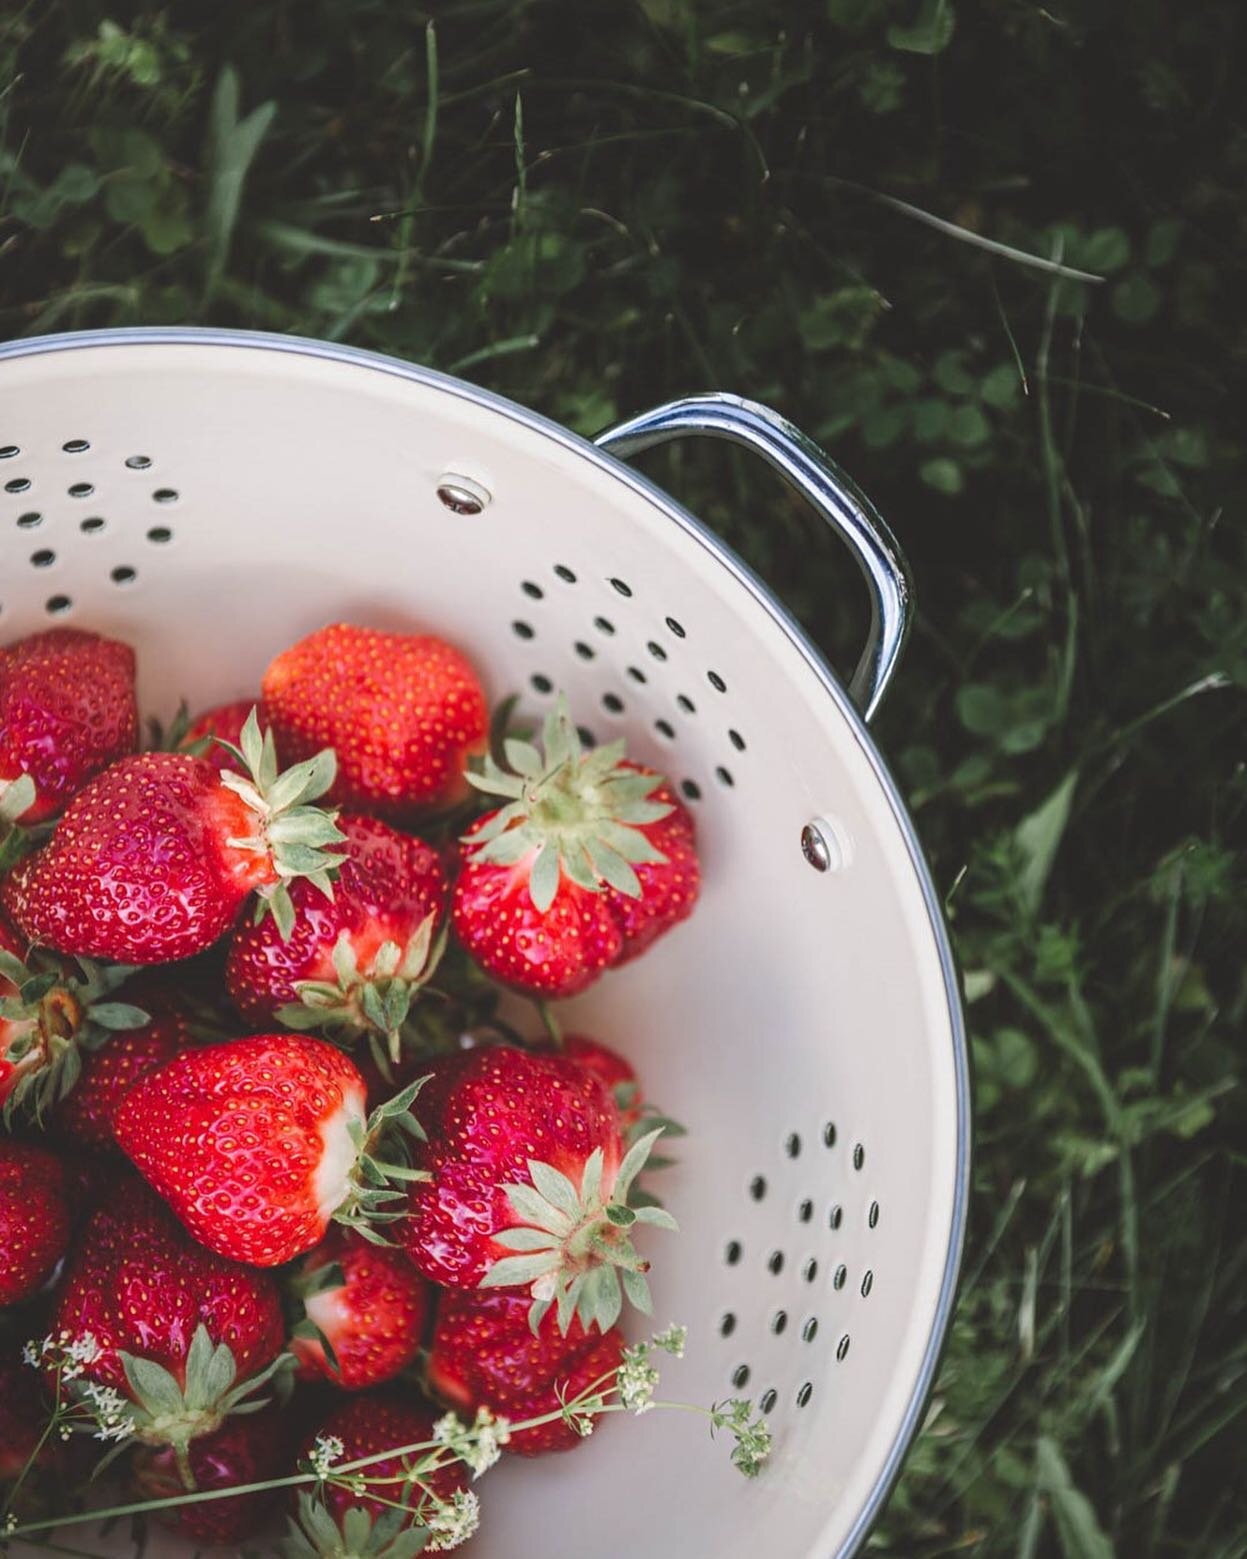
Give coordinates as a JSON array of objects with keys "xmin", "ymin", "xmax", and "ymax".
[{"xmin": 1, "ymin": 952, "xmax": 148, "ymax": 1125}]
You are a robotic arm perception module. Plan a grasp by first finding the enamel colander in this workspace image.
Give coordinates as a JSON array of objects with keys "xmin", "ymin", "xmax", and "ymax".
[{"xmin": 0, "ymin": 328, "xmax": 969, "ymax": 1559}]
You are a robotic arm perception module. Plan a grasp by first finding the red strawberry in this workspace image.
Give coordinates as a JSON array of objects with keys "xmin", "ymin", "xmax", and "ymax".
[
  {"xmin": 130, "ymin": 1406, "xmax": 288, "ymax": 1543},
  {"xmin": 262, "ymin": 623, "xmax": 488, "ymax": 818},
  {"xmin": 399, "ymin": 1046, "xmax": 674, "ymax": 1334},
  {"xmin": 560, "ymin": 1033, "xmax": 686, "ymax": 1156},
  {"xmin": 452, "ymin": 700, "xmax": 699, "ymax": 997},
  {"xmin": 0, "ymin": 1138, "xmax": 70, "ymax": 1304},
  {"xmin": 50, "ymin": 983, "xmax": 191, "ymax": 1151},
  {"xmin": 114, "ymin": 1033, "xmax": 421, "ymax": 1267},
  {"xmin": 563, "ymin": 1034, "xmax": 644, "ymax": 1131},
  {"xmin": 226, "ymin": 813, "xmax": 446, "ymax": 1065},
  {"xmin": 1, "ymin": 712, "xmax": 347, "ymax": 964},
  {"xmin": 0, "ymin": 628, "xmax": 137, "ymax": 826},
  {"xmin": 179, "ymin": 698, "xmax": 255, "ymax": 775},
  {"xmin": 291, "ymin": 1391, "xmax": 470, "ymax": 1553},
  {"xmin": 290, "ymin": 1227, "xmax": 431, "ymax": 1390},
  {"xmin": 49, "ymin": 1181, "xmax": 287, "ymax": 1478},
  {"xmin": 601, "ymin": 775, "xmax": 700, "ymax": 962},
  {"xmin": 429, "ymin": 1289, "xmax": 623, "ymax": 1455}
]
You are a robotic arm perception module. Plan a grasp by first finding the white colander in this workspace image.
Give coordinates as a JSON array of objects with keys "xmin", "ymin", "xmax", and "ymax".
[{"xmin": 0, "ymin": 328, "xmax": 970, "ymax": 1559}]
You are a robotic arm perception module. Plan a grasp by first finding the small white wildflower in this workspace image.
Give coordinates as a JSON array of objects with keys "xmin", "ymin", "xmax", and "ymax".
[
  {"xmin": 712, "ymin": 1398, "xmax": 773, "ymax": 1479},
  {"xmin": 66, "ymin": 1333, "xmax": 102, "ymax": 1366},
  {"xmin": 80, "ymin": 1382, "xmax": 135, "ymax": 1443},
  {"xmin": 308, "ymin": 1433, "xmax": 345, "ymax": 1478},
  {"xmin": 424, "ymin": 1488, "xmax": 481, "ymax": 1552},
  {"xmin": 652, "ymin": 1323, "xmax": 687, "ymax": 1358},
  {"xmin": 21, "ymin": 1339, "xmax": 41, "ymax": 1369},
  {"xmin": 463, "ymin": 1407, "xmax": 510, "ymax": 1477},
  {"xmin": 433, "ymin": 1407, "xmax": 510, "ymax": 1477},
  {"xmin": 618, "ymin": 1343, "xmax": 660, "ymax": 1414},
  {"xmin": 432, "ymin": 1411, "xmax": 468, "ymax": 1449},
  {"xmin": 4, "ymin": 1511, "xmax": 18, "ymax": 1535}
]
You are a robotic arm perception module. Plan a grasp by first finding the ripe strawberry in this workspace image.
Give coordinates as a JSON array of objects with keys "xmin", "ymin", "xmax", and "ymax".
[
  {"xmin": 49, "ymin": 1181, "xmax": 287, "ymax": 1480},
  {"xmin": 1, "ymin": 712, "xmax": 347, "ymax": 964},
  {"xmin": 179, "ymin": 698, "xmax": 255, "ymax": 775},
  {"xmin": 563, "ymin": 1033, "xmax": 644, "ymax": 1131},
  {"xmin": 114, "ymin": 1033, "xmax": 423, "ymax": 1267},
  {"xmin": 560, "ymin": 1033, "xmax": 687, "ymax": 1156},
  {"xmin": 50, "ymin": 983, "xmax": 191, "ymax": 1151},
  {"xmin": 262, "ymin": 622, "xmax": 488, "ymax": 818},
  {"xmin": 226, "ymin": 813, "xmax": 447, "ymax": 1066},
  {"xmin": 0, "ymin": 1138, "xmax": 70, "ymax": 1304},
  {"xmin": 600, "ymin": 780, "xmax": 700, "ymax": 962},
  {"xmin": 452, "ymin": 699, "xmax": 699, "ymax": 997},
  {"xmin": 399, "ymin": 1046, "xmax": 675, "ymax": 1334},
  {"xmin": 0, "ymin": 628, "xmax": 137, "ymax": 828},
  {"xmin": 290, "ymin": 1227, "xmax": 431, "ymax": 1390},
  {"xmin": 130, "ymin": 1406, "xmax": 288, "ymax": 1543},
  {"xmin": 289, "ymin": 1392, "xmax": 471, "ymax": 1555},
  {"xmin": 429, "ymin": 1289, "xmax": 623, "ymax": 1455}
]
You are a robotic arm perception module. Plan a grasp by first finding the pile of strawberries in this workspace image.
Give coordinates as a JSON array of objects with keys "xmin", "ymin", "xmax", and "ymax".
[{"xmin": 0, "ymin": 622, "xmax": 702, "ymax": 1552}]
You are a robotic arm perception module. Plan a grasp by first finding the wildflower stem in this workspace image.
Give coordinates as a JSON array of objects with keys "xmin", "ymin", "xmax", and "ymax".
[
  {"xmin": 7, "ymin": 1325, "xmax": 769, "ymax": 1540},
  {"xmin": 1, "ymin": 1362, "xmax": 64, "ymax": 1524}
]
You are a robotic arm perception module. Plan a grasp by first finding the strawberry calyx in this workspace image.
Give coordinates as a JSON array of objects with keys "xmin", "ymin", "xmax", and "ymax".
[
  {"xmin": 280, "ymin": 916, "xmax": 447, "ymax": 1069},
  {"xmin": 0, "ymin": 775, "xmax": 48, "ymax": 874},
  {"xmin": 0, "ymin": 946, "xmax": 148, "ymax": 1123},
  {"xmin": 481, "ymin": 1127, "xmax": 678, "ymax": 1336},
  {"xmin": 463, "ymin": 696, "xmax": 674, "ymax": 913},
  {"xmin": 215, "ymin": 709, "xmax": 349, "ymax": 940},
  {"xmin": 73, "ymin": 1324, "xmax": 293, "ymax": 1491},
  {"xmin": 284, "ymin": 1493, "xmax": 448, "ymax": 1559},
  {"xmin": 332, "ymin": 1076, "xmax": 432, "ymax": 1245}
]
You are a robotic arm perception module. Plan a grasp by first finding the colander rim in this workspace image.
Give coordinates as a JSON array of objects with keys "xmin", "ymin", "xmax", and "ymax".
[{"xmin": 0, "ymin": 324, "xmax": 971, "ymax": 1558}]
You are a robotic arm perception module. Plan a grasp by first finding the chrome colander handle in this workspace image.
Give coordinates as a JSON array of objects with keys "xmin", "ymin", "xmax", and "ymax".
[{"xmin": 595, "ymin": 394, "xmax": 913, "ymax": 722}]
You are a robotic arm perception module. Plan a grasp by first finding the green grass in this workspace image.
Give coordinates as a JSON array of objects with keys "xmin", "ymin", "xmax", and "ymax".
[{"xmin": 2, "ymin": 2, "xmax": 1244, "ymax": 1554}]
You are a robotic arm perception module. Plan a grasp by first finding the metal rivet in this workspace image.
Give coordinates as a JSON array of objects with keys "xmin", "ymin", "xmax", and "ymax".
[
  {"xmin": 801, "ymin": 816, "xmax": 851, "ymax": 873},
  {"xmin": 436, "ymin": 475, "xmax": 491, "ymax": 515}
]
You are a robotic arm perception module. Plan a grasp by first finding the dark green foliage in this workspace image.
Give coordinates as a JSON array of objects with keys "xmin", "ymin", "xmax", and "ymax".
[{"xmin": 1, "ymin": 2, "xmax": 1243, "ymax": 1553}]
